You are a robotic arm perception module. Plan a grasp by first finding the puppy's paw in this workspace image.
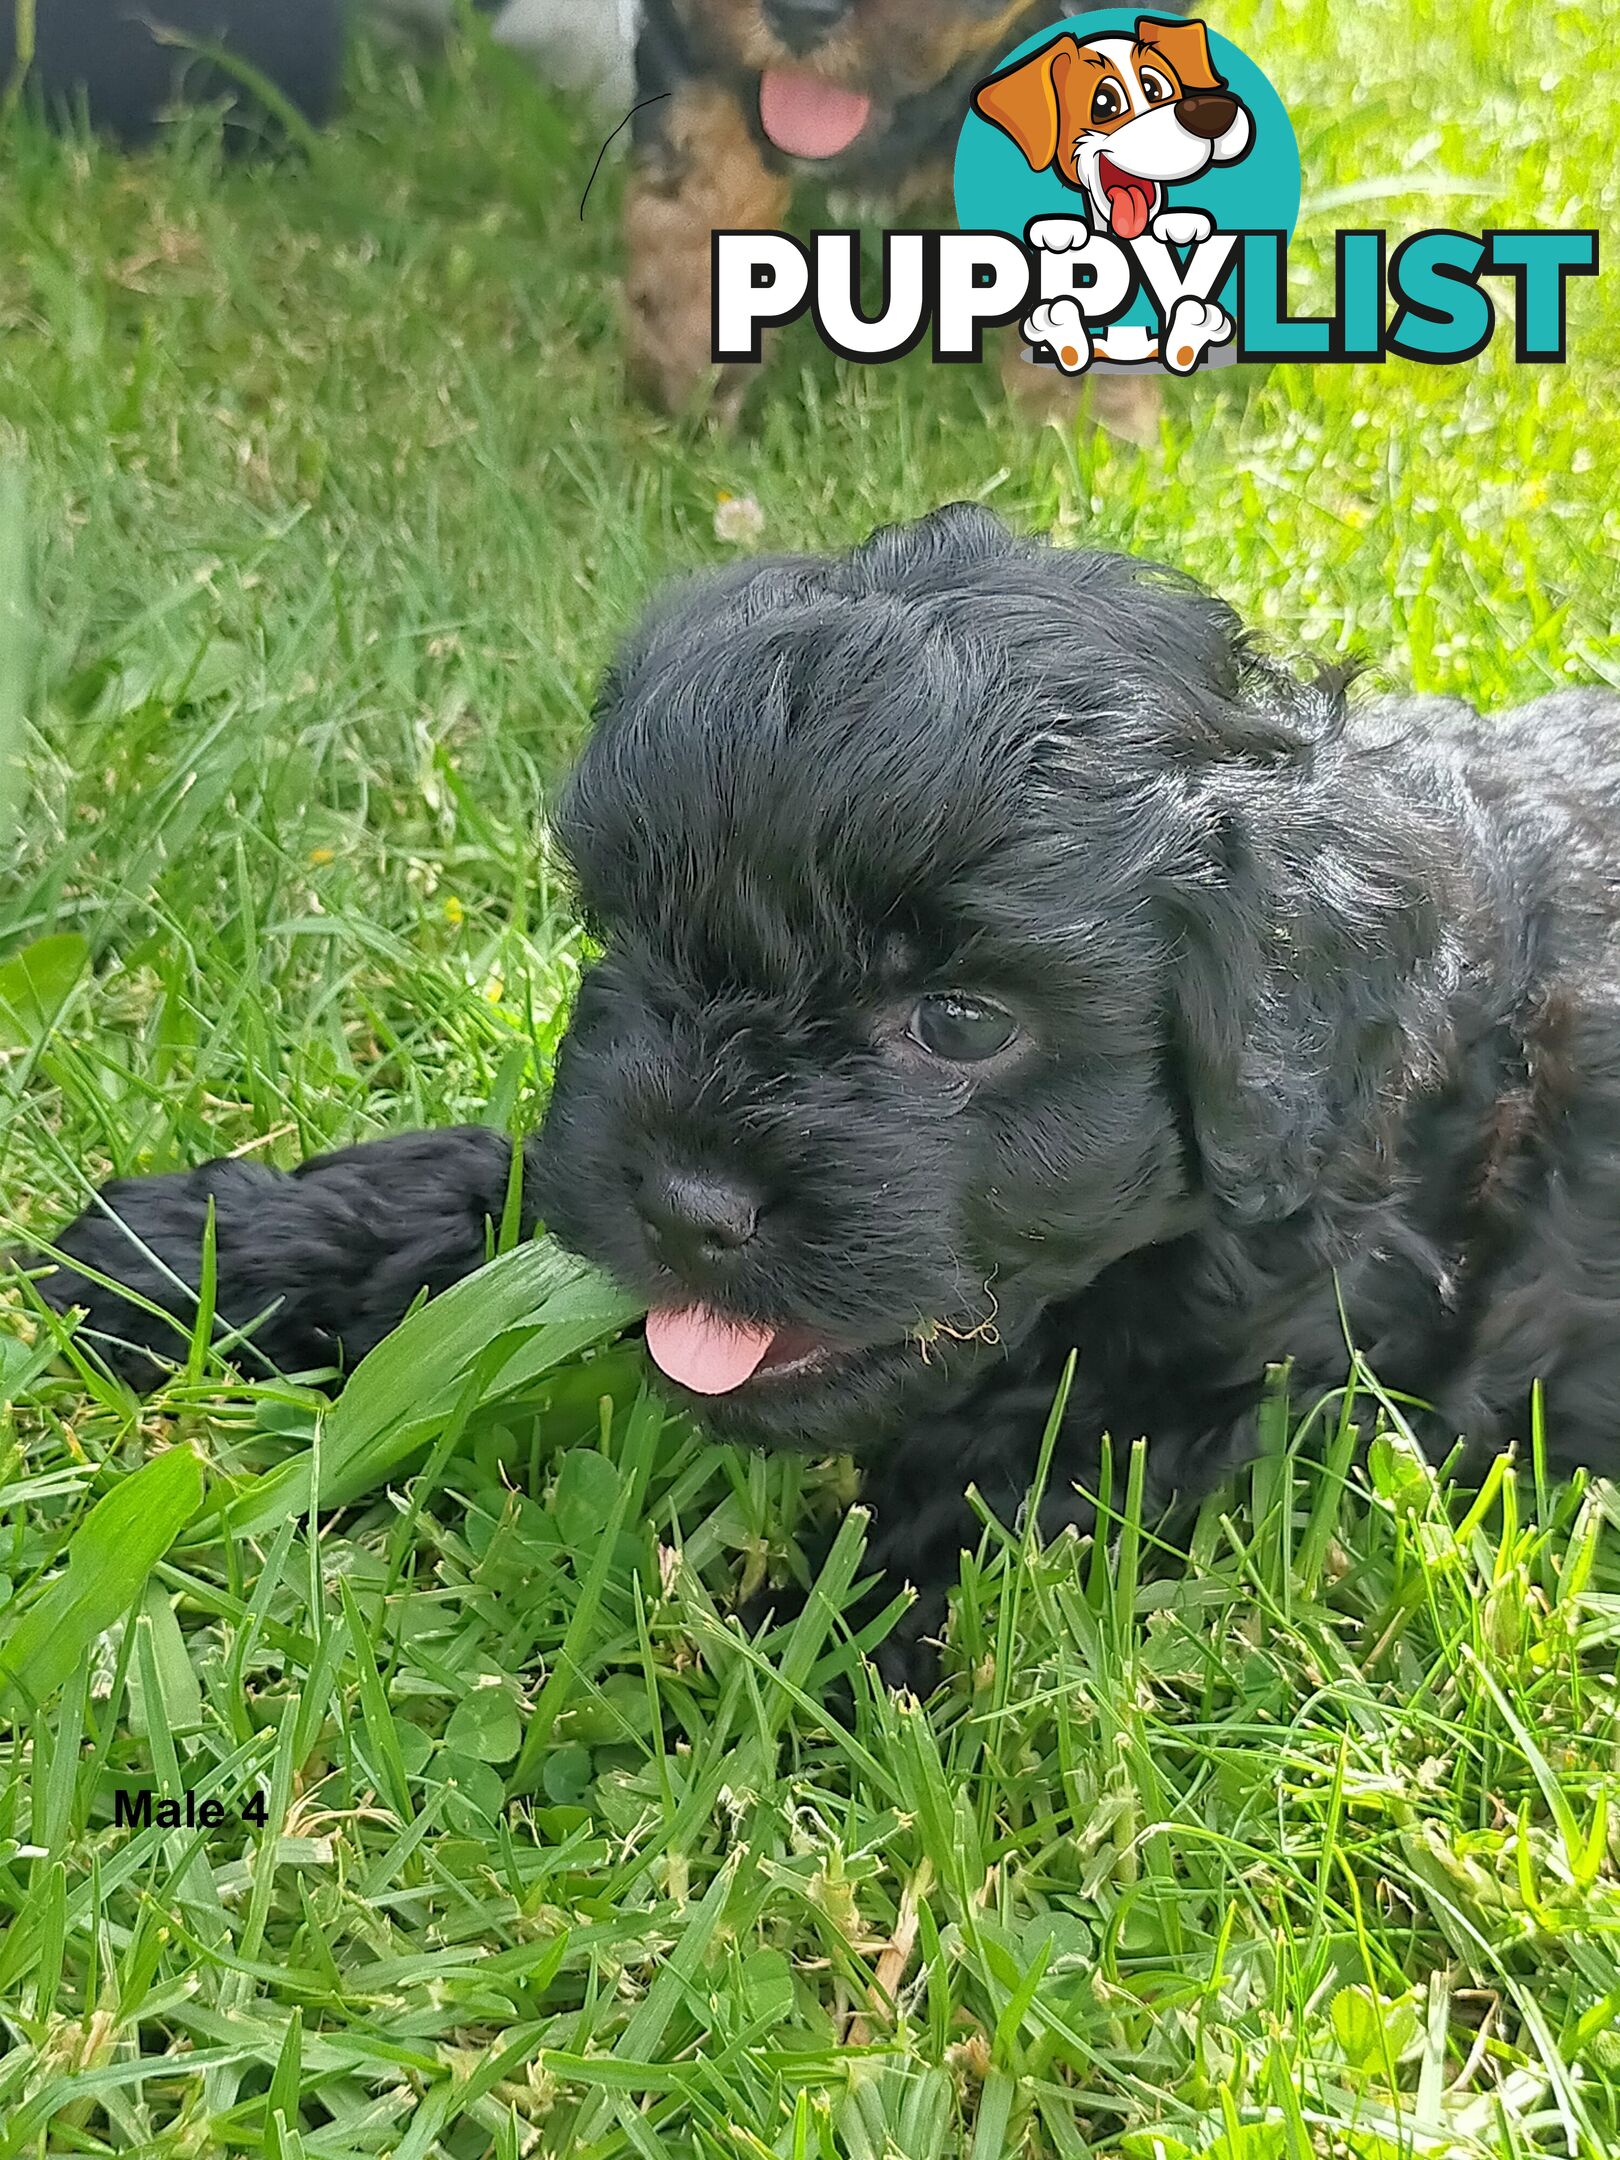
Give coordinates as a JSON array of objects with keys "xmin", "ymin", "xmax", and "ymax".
[
  {"xmin": 1161, "ymin": 295, "xmax": 1233, "ymax": 375},
  {"xmin": 1022, "ymin": 299, "xmax": 1093, "ymax": 374},
  {"xmin": 1025, "ymin": 215, "xmax": 1094, "ymax": 254},
  {"xmin": 34, "ymin": 1159, "xmax": 283, "ymax": 1389},
  {"xmin": 1149, "ymin": 206, "xmax": 1214, "ymax": 247}
]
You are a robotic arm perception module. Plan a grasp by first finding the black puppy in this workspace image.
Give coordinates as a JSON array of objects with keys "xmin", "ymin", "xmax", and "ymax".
[{"xmin": 38, "ymin": 507, "xmax": 1620, "ymax": 1678}]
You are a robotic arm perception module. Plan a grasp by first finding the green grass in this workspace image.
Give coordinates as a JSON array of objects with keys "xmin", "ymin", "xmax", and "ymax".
[{"xmin": 2, "ymin": 0, "xmax": 1619, "ymax": 2150}]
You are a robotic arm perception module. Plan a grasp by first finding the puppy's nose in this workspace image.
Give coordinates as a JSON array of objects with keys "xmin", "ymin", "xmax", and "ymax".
[
  {"xmin": 1175, "ymin": 92, "xmax": 1239, "ymax": 139},
  {"xmin": 762, "ymin": 0, "xmax": 853, "ymax": 57},
  {"xmin": 638, "ymin": 1169, "xmax": 759, "ymax": 1268}
]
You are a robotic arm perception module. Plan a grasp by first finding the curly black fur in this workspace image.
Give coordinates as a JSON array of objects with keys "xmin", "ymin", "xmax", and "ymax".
[
  {"xmin": 37, "ymin": 507, "xmax": 1620, "ymax": 1680},
  {"xmin": 36, "ymin": 1129, "xmax": 537, "ymax": 1391}
]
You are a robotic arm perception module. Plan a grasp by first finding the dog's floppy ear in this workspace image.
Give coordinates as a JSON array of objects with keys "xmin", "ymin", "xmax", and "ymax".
[
  {"xmin": 1135, "ymin": 15, "xmax": 1225, "ymax": 93},
  {"xmin": 1160, "ymin": 696, "xmax": 1447, "ymax": 1226},
  {"xmin": 1165, "ymin": 850, "xmax": 1336, "ymax": 1224},
  {"xmin": 972, "ymin": 35, "xmax": 1078, "ymax": 173}
]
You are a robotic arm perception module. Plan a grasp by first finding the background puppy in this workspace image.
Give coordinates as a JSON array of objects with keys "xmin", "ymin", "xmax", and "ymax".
[
  {"xmin": 40, "ymin": 508, "xmax": 1620, "ymax": 1685},
  {"xmin": 627, "ymin": 0, "xmax": 1187, "ymax": 427}
]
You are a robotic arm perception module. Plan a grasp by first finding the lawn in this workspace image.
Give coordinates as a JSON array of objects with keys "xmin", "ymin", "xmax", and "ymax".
[{"xmin": 1, "ymin": 0, "xmax": 1618, "ymax": 2151}]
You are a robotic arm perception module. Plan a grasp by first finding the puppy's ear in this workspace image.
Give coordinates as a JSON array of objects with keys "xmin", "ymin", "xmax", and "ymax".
[
  {"xmin": 1162, "ymin": 729, "xmax": 1442, "ymax": 1226},
  {"xmin": 972, "ymin": 35, "xmax": 1077, "ymax": 173},
  {"xmin": 1165, "ymin": 835, "xmax": 1335, "ymax": 1224},
  {"xmin": 1135, "ymin": 15, "xmax": 1225, "ymax": 93}
]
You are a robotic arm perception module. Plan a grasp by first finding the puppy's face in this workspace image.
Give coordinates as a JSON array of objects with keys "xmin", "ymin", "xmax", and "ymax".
[
  {"xmin": 680, "ymin": 0, "xmax": 1045, "ymax": 161},
  {"xmin": 533, "ymin": 507, "xmax": 1253, "ymax": 1452},
  {"xmin": 972, "ymin": 19, "xmax": 1251, "ymax": 235}
]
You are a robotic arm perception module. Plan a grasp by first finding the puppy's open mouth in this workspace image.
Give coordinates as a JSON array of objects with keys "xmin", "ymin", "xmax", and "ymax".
[{"xmin": 1096, "ymin": 154, "xmax": 1159, "ymax": 240}]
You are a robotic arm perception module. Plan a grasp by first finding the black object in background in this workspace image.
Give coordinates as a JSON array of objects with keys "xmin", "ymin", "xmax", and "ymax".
[{"xmin": 0, "ymin": 0, "xmax": 347, "ymax": 145}]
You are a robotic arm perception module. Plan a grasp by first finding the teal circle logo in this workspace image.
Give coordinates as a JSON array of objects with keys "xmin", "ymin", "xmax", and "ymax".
[{"xmin": 954, "ymin": 12, "xmax": 1299, "ymax": 369}]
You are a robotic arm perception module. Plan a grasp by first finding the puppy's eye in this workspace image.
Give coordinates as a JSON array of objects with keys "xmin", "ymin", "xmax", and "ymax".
[
  {"xmin": 1140, "ymin": 68, "xmax": 1175, "ymax": 103},
  {"xmin": 909, "ymin": 993, "xmax": 1019, "ymax": 1063},
  {"xmin": 1090, "ymin": 81, "xmax": 1123, "ymax": 123}
]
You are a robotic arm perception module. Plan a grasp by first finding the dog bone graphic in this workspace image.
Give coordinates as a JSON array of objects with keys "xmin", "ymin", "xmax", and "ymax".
[{"xmin": 1092, "ymin": 324, "xmax": 1159, "ymax": 364}]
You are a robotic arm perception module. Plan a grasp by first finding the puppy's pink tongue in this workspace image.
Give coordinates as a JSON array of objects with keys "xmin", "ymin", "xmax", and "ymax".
[
  {"xmin": 758, "ymin": 69, "xmax": 872, "ymax": 159},
  {"xmin": 1106, "ymin": 177, "xmax": 1154, "ymax": 240},
  {"xmin": 645, "ymin": 1305, "xmax": 778, "ymax": 1394}
]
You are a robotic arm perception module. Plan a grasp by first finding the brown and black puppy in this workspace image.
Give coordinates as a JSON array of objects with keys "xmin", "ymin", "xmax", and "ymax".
[{"xmin": 626, "ymin": 0, "xmax": 1186, "ymax": 425}]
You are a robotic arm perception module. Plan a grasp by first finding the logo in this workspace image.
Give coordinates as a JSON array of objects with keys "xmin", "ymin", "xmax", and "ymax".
[
  {"xmin": 957, "ymin": 13, "xmax": 1292, "ymax": 376},
  {"xmin": 711, "ymin": 14, "xmax": 1597, "ymax": 374}
]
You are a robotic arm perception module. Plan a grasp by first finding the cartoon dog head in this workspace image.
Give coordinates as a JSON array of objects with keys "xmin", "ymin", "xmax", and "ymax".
[{"xmin": 972, "ymin": 16, "xmax": 1252, "ymax": 238}]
